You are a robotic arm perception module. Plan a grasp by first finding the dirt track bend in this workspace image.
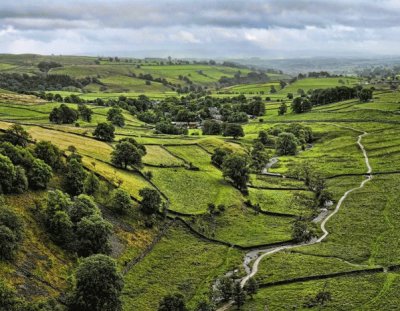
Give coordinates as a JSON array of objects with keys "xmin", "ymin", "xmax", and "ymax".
[{"xmin": 218, "ymin": 131, "xmax": 373, "ymax": 310}]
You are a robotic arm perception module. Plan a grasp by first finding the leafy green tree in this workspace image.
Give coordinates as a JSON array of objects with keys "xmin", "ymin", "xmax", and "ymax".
[
  {"xmin": 75, "ymin": 214, "xmax": 112, "ymax": 256},
  {"xmin": 158, "ymin": 293, "xmax": 187, "ymax": 311},
  {"xmin": 84, "ymin": 172, "xmax": 100, "ymax": 195},
  {"xmin": 211, "ymin": 148, "xmax": 232, "ymax": 167},
  {"xmin": 12, "ymin": 166, "xmax": 28, "ymax": 194},
  {"xmin": 69, "ymin": 194, "xmax": 100, "ymax": 223},
  {"xmin": 0, "ymin": 225, "xmax": 17, "ymax": 260},
  {"xmin": 111, "ymin": 141, "xmax": 144, "ymax": 169},
  {"xmin": 93, "ymin": 123, "xmax": 115, "ymax": 142},
  {"xmin": 244, "ymin": 278, "xmax": 258, "ymax": 299},
  {"xmin": 195, "ymin": 300, "xmax": 215, "ymax": 311},
  {"xmin": 47, "ymin": 210, "xmax": 74, "ymax": 246},
  {"xmin": 275, "ymin": 132, "xmax": 298, "ymax": 155},
  {"xmin": 291, "ymin": 97, "xmax": 312, "ymax": 113},
  {"xmin": 27, "ymin": 158, "xmax": 53, "ymax": 189},
  {"xmin": 222, "ymin": 154, "xmax": 249, "ymax": 191},
  {"xmin": 64, "ymin": 159, "xmax": 86, "ymax": 196},
  {"xmin": 358, "ymin": 88, "xmax": 373, "ymax": 102},
  {"xmin": 139, "ymin": 188, "xmax": 161, "ymax": 215},
  {"xmin": 68, "ymin": 254, "xmax": 124, "ymax": 311},
  {"xmin": 2, "ymin": 124, "xmax": 31, "ymax": 147},
  {"xmin": 110, "ymin": 189, "xmax": 133, "ymax": 214},
  {"xmin": 292, "ymin": 219, "xmax": 312, "ymax": 242},
  {"xmin": 270, "ymin": 85, "xmax": 277, "ymax": 94},
  {"xmin": 232, "ymin": 282, "xmax": 246, "ymax": 309},
  {"xmin": 0, "ymin": 154, "xmax": 16, "ymax": 194},
  {"xmin": 216, "ymin": 276, "xmax": 234, "ymax": 302},
  {"xmin": 257, "ymin": 130, "xmax": 271, "ymax": 146},
  {"xmin": 0, "ymin": 203, "xmax": 23, "ymax": 261},
  {"xmin": 250, "ymin": 142, "xmax": 269, "ymax": 173},
  {"xmin": 34, "ymin": 141, "xmax": 63, "ymax": 170},
  {"xmin": 49, "ymin": 104, "xmax": 79, "ymax": 124},
  {"xmin": 107, "ymin": 107, "xmax": 125, "ymax": 127},
  {"xmin": 222, "ymin": 124, "xmax": 245, "ymax": 139},
  {"xmin": 77, "ymin": 104, "xmax": 93, "ymax": 122},
  {"xmin": 278, "ymin": 102, "xmax": 288, "ymax": 115},
  {"xmin": 202, "ymin": 120, "xmax": 222, "ymax": 135}
]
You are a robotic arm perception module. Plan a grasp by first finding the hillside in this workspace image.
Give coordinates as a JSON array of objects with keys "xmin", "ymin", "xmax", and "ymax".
[{"xmin": 1, "ymin": 55, "xmax": 400, "ymax": 311}]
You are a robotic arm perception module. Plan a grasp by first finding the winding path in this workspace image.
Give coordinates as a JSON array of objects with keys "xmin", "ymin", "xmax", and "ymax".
[{"xmin": 218, "ymin": 131, "xmax": 373, "ymax": 310}]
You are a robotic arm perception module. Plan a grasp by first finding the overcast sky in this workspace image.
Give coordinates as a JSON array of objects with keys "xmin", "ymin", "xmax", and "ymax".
[{"xmin": 1, "ymin": 0, "xmax": 400, "ymax": 59}]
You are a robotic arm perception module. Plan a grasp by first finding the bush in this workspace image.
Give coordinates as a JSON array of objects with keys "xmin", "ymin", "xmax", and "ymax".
[
  {"xmin": 34, "ymin": 141, "xmax": 63, "ymax": 170},
  {"xmin": 139, "ymin": 188, "xmax": 161, "ymax": 215},
  {"xmin": 69, "ymin": 194, "xmax": 100, "ymax": 223},
  {"xmin": 110, "ymin": 188, "xmax": 133, "ymax": 214},
  {"xmin": 0, "ymin": 154, "xmax": 16, "ymax": 194},
  {"xmin": 27, "ymin": 158, "xmax": 53, "ymax": 189},
  {"xmin": 67, "ymin": 254, "xmax": 124, "ymax": 311},
  {"xmin": 75, "ymin": 214, "xmax": 112, "ymax": 256},
  {"xmin": 0, "ymin": 225, "xmax": 17, "ymax": 260},
  {"xmin": 84, "ymin": 172, "xmax": 100, "ymax": 195},
  {"xmin": 64, "ymin": 159, "xmax": 86, "ymax": 196}
]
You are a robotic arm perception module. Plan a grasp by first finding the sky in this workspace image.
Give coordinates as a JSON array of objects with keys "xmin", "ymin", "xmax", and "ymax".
[{"xmin": 1, "ymin": 0, "xmax": 400, "ymax": 59}]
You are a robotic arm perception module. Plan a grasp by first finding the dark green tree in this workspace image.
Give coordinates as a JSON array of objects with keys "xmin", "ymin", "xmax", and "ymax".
[
  {"xmin": 0, "ymin": 154, "xmax": 16, "ymax": 194},
  {"xmin": 84, "ymin": 172, "xmax": 100, "ymax": 195},
  {"xmin": 27, "ymin": 159, "xmax": 53, "ymax": 189},
  {"xmin": 78, "ymin": 104, "xmax": 93, "ymax": 122},
  {"xmin": 12, "ymin": 166, "xmax": 28, "ymax": 194},
  {"xmin": 93, "ymin": 123, "xmax": 115, "ymax": 142},
  {"xmin": 222, "ymin": 154, "xmax": 249, "ymax": 191},
  {"xmin": 34, "ymin": 141, "xmax": 63, "ymax": 170},
  {"xmin": 278, "ymin": 102, "xmax": 287, "ymax": 115},
  {"xmin": 68, "ymin": 254, "xmax": 124, "ymax": 311},
  {"xmin": 111, "ymin": 141, "xmax": 144, "ymax": 169},
  {"xmin": 69, "ymin": 194, "xmax": 100, "ymax": 223},
  {"xmin": 139, "ymin": 188, "xmax": 161, "ymax": 215},
  {"xmin": 110, "ymin": 189, "xmax": 133, "ymax": 214},
  {"xmin": 211, "ymin": 148, "xmax": 232, "ymax": 167},
  {"xmin": 232, "ymin": 282, "xmax": 246, "ymax": 309},
  {"xmin": 216, "ymin": 276, "xmax": 234, "ymax": 302},
  {"xmin": 75, "ymin": 214, "xmax": 112, "ymax": 256},
  {"xmin": 222, "ymin": 124, "xmax": 245, "ymax": 139},
  {"xmin": 275, "ymin": 132, "xmax": 298, "ymax": 156},
  {"xmin": 244, "ymin": 278, "xmax": 258, "ymax": 299},
  {"xmin": 107, "ymin": 107, "xmax": 125, "ymax": 127},
  {"xmin": 2, "ymin": 124, "xmax": 31, "ymax": 147},
  {"xmin": 64, "ymin": 159, "xmax": 87, "ymax": 196},
  {"xmin": 158, "ymin": 293, "xmax": 187, "ymax": 311},
  {"xmin": 202, "ymin": 120, "xmax": 222, "ymax": 135},
  {"xmin": 49, "ymin": 104, "xmax": 79, "ymax": 124}
]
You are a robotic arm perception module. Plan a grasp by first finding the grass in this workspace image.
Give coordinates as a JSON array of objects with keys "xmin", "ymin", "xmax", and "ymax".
[{"xmin": 122, "ymin": 223, "xmax": 243, "ymax": 311}]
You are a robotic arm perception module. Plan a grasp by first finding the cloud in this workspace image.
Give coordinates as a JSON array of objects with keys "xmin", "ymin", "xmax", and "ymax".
[{"xmin": 0, "ymin": 0, "xmax": 399, "ymax": 57}]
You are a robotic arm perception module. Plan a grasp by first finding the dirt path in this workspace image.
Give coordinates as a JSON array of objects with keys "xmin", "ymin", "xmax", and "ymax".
[{"xmin": 218, "ymin": 131, "xmax": 373, "ymax": 310}]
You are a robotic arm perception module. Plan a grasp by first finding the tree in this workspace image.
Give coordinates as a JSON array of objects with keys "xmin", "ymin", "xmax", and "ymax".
[
  {"xmin": 292, "ymin": 219, "xmax": 312, "ymax": 242},
  {"xmin": 2, "ymin": 124, "xmax": 31, "ymax": 147},
  {"xmin": 270, "ymin": 85, "xmax": 277, "ymax": 94},
  {"xmin": 244, "ymin": 278, "xmax": 258, "ymax": 299},
  {"xmin": 216, "ymin": 276, "xmax": 234, "ymax": 302},
  {"xmin": 0, "ymin": 154, "xmax": 16, "ymax": 194},
  {"xmin": 139, "ymin": 188, "xmax": 161, "ymax": 215},
  {"xmin": 358, "ymin": 88, "xmax": 373, "ymax": 102},
  {"xmin": 34, "ymin": 141, "xmax": 63, "ymax": 170},
  {"xmin": 78, "ymin": 104, "xmax": 93, "ymax": 122},
  {"xmin": 250, "ymin": 142, "xmax": 269, "ymax": 173},
  {"xmin": 257, "ymin": 130, "xmax": 271, "ymax": 146},
  {"xmin": 84, "ymin": 172, "xmax": 100, "ymax": 195},
  {"xmin": 202, "ymin": 120, "xmax": 222, "ymax": 135},
  {"xmin": 111, "ymin": 141, "xmax": 144, "ymax": 169},
  {"xmin": 47, "ymin": 210, "xmax": 74, "ymax": 246},
  {"xmin": 211, "ymin": 148, "xmax": 232, "ymax": 167},
  {"xmin": 12, "ymin": 166, "xmax": 28, "ymax": 194},
  {"xmin": 49, "ymin": 104, "xmax": 79, "ymax": 124},
  {"xmin": 75, "ymin": 214, "xmax": 112, "ymax": 256},
  {"xmin": 291, "ymin": 97, "xmax": 312, "ymax": 113},
  {"xmin": 275, "ymin": 132, "xmax": 298, "ymax": 155},
  {"xmin": 27, "ymin": 158, "xmax": 53, "ymax": 189},
  {"xmin": 93, "ymin": 123, "xmax": 115, "ymax": 142},
  {"xmin": 222, "ymin": 154, "xmax": 249, "ymax": 191},
  {"xmin": 110, "ymin": 189, "xmax": 133, "ymax": 214},
  {"xmin": 107, "ymin": 107, "xmax": 125, "ymax": 127},
  {"xmin": 195, "ymin": 300, "xmax": 215, "ymax": 311},
  {"xmin": 68, "ymin": 254, "xmax": 123, "ymax": 311},
  {"xmin": 232, "ymin": 282, "xmax": 246, "ymax": 309},
  {"xmin": 223, "ymin": 124, "xmax": 244, "ymax": 139},
  {"xmin": 0, "ymin": 202, "xmax": 24, "ymax": 261},
  {"xmin": 278, "ymin": 103, "xmax": 287, "ymax": 115},
  {"xmin": 69, "ymin": 194, "xmax": 100, "ymax": 223},
  {"xmin": 158, "ymin": 293, "xmax": 187, "ymax": 311},
  {"xmin": 64, "ymin": 159, "xmax": 87, "ymax": 196}
]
